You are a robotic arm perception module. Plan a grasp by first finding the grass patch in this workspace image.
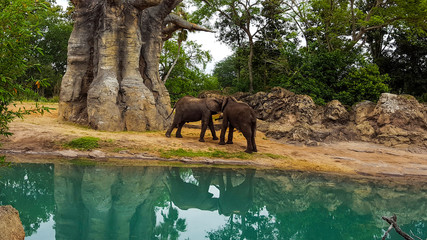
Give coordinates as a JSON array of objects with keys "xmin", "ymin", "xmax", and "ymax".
[
  {"xmin": 159, "ymin": 148, "xmax": 252, "ymax": 159},
  {"xmin": 64, "ymin": 137, "xmax": 100, "ymax": 150}
]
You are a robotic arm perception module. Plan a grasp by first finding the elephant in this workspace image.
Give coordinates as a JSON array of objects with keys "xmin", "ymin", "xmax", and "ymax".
[
  {"xmin": 219, "ymin": 96, "xmax": 257, "ymax": 153},
  {"xmin": 165, "ymin": 96, "xmax": 222, "ymax": 142},
  {"xmin": 166, "ymin": 168, "xmax": 218, "ymax": 211},
  {"xmin": 217, "ymin": 169, "xmax": 256, "ymax": 216}
]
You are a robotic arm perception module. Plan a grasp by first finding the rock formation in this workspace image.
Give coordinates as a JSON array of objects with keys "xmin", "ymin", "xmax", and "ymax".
[
  {"xmin": 0, "ymin": 205, "xmax": 25, "ymax": 240},
  {"xmin": 235, "ymin": 87, "xmax": 427, "ymax": 149},
  {"xmin": 59, "ymin": 0, "xmax": 212, "ymax": 131}
]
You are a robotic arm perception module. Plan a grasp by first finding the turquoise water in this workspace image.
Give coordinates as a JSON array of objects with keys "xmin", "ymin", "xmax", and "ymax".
[{"xmin": 0, "ymin": 163, "xmax": 426, "ymax": 239}]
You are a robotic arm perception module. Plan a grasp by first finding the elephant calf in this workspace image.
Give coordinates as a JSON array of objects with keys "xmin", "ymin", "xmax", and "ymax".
[
  {"xmin": 219, "ymin": 97, "xmax": 257, "ymax": 153},
  {"xmin": 165, "ymin": 96, "xmax": 222, "ymax": 142}
]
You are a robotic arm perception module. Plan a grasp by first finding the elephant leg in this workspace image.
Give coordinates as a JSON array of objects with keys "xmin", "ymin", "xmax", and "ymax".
[
  {"xmin": 166, "ymin": 116, "xmax": 181, "ymax": 138},
  {"xmin": 199, "ymin": 118, "xmax": 209, "ymax": 142},
  {"xmin": 251, "ymin": 123, "xmax": 257, "ymax": 152},
  {"xmin": 165, "ymin": 121, "xmax": 177, "ymax": 138},
  {"xmin": 219, "ymin": 116, "xmax": 228, "ymax": 145},
  {"xmin": 208, "ymin": 116, "xmax": 218, "ymax": 140},
  {"xmin": 226, "ymin": 124, "xmax": 234, "ymax": 144},
  {"xmin": 176, "ymin": 122, "xmax": 185, "ymax": 138},
  {"xmin": 242, "ymin": 128, "xmax": 253, "ymax": 153},
  {"xmin": 165, "ymin": 125, "xmax": 174, "ymax": 138}
]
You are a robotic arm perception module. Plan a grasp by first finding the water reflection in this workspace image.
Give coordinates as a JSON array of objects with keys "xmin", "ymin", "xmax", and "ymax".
[{"xmin": 0, "ymin": 163, "xmax": 426, "ymax": 239}]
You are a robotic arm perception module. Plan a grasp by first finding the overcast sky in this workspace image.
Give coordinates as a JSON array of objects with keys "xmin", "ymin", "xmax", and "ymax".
[{"xmin": 55, "ymin": 0, "xmax": 231, "ymax": 73}]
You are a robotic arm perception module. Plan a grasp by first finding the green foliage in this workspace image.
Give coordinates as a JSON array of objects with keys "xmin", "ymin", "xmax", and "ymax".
[
  {"xmin": 0, "ymin": 0, "xmax": 53, "ymax": 138},
  {"xmin": 202, "ymin": 0, "xmax": 426, "ymax": 105},
  {"xmin": 0, "ymin": 156, "xmax": 11, "ymax": 168},
  {"xmin": 375, "ymin": 27, "xmax": 427, "ymax": 98},
  {"xmin": 64, "ymin": 137, "xmax": 100, "ymax": 151},
  {"xmin": 161, "ymin": 38, "xmax": 219, "ymax": 103},
  {"xmin": 17, "ymin": 1, "xmax": 73, "ymax": 100},
  {"xmin": 334, "ymin": 64, "xmax": 390, "ymax": 106},
  {"xmin": 213, "ymin": 55, "xmax": 239, "ymax": 90}
]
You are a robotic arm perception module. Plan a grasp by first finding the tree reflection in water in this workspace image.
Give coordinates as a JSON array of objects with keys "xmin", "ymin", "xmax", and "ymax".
[
  {"xmin": 0, "ymin": 163, "xmax": 426, "ymax": 239},
  {"xmin": 0, "ymin": 163, "xmax": 54, "ymax": 236}
]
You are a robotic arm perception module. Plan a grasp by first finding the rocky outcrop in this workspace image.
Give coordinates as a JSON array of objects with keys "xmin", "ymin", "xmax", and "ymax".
[
  {"xmin": 0, "ymin": 205, "xmax": 25, "ymax": 240},
  {"xmin": 236, "ymin": 87, "xmax": 427, "ymax": 149}
]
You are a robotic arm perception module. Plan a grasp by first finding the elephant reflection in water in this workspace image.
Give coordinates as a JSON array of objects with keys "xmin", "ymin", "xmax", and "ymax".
[
  {"xmin": 167, "ymin": 167, "xmax": 256, "ymax": 217},
  {"xmin": 167, "ymin": 168, "xmax": 218, "ymax": 211},
  {"xmin": 218, "ymin": 169, "xmax": 256, "ymax": 216}
]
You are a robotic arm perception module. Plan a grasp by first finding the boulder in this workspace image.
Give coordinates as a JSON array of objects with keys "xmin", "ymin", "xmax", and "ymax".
[
  {"xmin": 324, "ymin": 100, "xmax": 349, "ymax": 123},
  {"xmin": 235, "ymin": 88, "xmax": 427, "ymax": 149},
  {"xmin": 352, "ymin": 100, "xmax": 376, "ymax": 124},
  {"xmin": 373, "ymin": 93, "xmax": 427, "ymax": 131},
  {"xmin": 0, "ymin": 205, "xmax": 25, "ymax": 240}
]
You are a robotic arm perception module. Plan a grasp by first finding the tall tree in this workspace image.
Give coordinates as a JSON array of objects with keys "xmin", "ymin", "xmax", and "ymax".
[
  {"xmin": 18, "ymin": 2, "xmax": 73, "ymax": 99},
  {"xmin": 0, "ymin": 0, "xmax": 51, "ymax": 137},
  {"xmin": 378, "ymin": 27, "xmax": 427, "ymax": 98},
  {"xmin": 59, "ymin": 0, "xmax": 213, "ymax": 131},
  {"xmin": 194, "ymin": 0, "xmax": 269, "ymax": 92}
]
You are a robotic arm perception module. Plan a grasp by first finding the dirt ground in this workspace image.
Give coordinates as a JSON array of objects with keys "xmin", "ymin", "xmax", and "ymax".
[{"xmin": 1, "ymin": 103, "xmax": 427, "ymax": 183}]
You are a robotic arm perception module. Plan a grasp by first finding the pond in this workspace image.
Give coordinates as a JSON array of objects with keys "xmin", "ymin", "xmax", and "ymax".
[{"xmin": 0, "ymin": 162, "xmax": 426, "ymax": 239}]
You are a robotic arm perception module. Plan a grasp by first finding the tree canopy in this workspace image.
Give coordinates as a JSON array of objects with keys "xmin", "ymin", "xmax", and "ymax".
[
  {"xmin": 0, "ymin": 0, "xmax": 56, "ymax": 138},
  {"xmin": 193, "ymin": 0, "xmax": 427, "ymax": 104},
  {"xmin": 1, "ymin": 0, "xmax": 426, "ymax": 135}
]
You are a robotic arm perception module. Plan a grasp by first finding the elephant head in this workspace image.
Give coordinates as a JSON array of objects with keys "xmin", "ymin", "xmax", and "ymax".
[{"xmin": 206, "ymin": 98, "xmax": 223, "ymax": 114}]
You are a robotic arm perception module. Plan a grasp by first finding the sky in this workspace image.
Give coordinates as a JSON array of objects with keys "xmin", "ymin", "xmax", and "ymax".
[{"xmin": 55, "ymin": 0, "xmax": 231, "ymax": 73}]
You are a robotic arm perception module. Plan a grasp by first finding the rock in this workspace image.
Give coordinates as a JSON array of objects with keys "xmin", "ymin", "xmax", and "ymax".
[
  {"xmin": 88, "ymin": 150, "xmax": 106, "ymax": 159},
  {"xmin": 373, "ymin": 93, "xmax": 427, "ymax": 131},
  {"xmin": 236, "ymin": 87, "xmax": 318, "ymax": 125},
  {"xmin": 352, "ymin": 101, "xmax": 376, "ymax": 124},
  {"xmin": 236, "ymin": 88, "xmax": 426, "ymax": 149},
  {"xmin": 356, "ymin": 122, "xmax": 375, "ymax": 138},
  {"xmin": 58, "ymin": 150, "xmax": 79, "ymax": 158},
  {"xmin": 0, "ymin": 205, "xmax": 25, "ymax": 240},
  {"xmin": 324, "ymin": 100, "xmax": 349, "ymax": 122}
]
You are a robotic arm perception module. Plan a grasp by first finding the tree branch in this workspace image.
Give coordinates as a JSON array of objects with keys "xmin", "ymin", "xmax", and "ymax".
[
  {"xmin": 162, "ymin": 13, "xmax": 214, "ymax": 41},
  {"xmin": 381, "ymin": 215, "xmax": 414, "ymax": 240}
]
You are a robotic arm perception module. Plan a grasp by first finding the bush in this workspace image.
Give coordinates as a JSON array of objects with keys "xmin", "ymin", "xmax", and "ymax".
[
  {"xmin": 64, "ymin": 137, "xmax": 100, "ymax": 150},
  {"xmin": 334, "ymin": 64, "xmax": 390, "ymax": 106}
]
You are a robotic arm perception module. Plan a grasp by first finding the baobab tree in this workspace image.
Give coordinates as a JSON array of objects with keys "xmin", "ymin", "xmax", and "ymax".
[{"xmin": 59, "ymin": 0, "xmax": 212, "ymax": 131}]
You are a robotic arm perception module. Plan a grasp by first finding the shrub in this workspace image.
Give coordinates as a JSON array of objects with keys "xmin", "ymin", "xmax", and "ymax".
[{"xmin": 64, "ymin": 137, "xmax": 100, "ymax": 150}]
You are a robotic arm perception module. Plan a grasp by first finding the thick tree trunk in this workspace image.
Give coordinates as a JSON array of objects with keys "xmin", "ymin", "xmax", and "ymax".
[{"xmin": 59, "ymin": 0, "xmax": 182, "ymax": 131}]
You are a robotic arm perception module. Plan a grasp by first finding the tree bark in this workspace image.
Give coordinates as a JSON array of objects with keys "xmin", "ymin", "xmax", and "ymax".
[{"xmin": 59, "ymin": 0, "xmax": 202, "ymax": 131}]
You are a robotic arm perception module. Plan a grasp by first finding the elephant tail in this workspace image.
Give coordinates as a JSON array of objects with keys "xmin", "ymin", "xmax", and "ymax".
[
  {"xmin": 166, "ymin": 104, "xmax": 177, "ymax": 120},
  {"xmin": 251, "ymin": 111, "xmax": 257, "ymax": 137}
]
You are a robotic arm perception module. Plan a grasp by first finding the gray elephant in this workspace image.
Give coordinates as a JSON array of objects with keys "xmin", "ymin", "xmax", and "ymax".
[
  {"xmin": 218, "ymin": 169, "xmax": 255, "ymax": 216},
  {"xmin": 167, "ymin": 168, "xmax": 218, "ymax": 211},
  {"xmin": 165, "ymin": 96, "xmax": 222, "ymax": 142},
  {"xmin": 219, "ymin": 97, "xmax": 257, "ymax": 153}
]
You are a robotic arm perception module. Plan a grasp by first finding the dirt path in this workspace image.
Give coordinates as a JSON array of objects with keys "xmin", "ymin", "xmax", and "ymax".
[{"xmin": 1, "ymin": 103, "xmax": 426, "ymax": 182}]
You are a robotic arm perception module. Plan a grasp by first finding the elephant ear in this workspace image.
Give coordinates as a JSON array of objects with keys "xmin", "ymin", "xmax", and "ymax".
[{"xmin": 206, "ymin": 98, "xmax": 221, "ymax": 113}]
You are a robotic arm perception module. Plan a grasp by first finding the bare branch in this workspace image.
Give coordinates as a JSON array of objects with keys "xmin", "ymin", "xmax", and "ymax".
[
  {"xmin": 162, "ymin": 14, "xmax": 215, "ymax": 41},
  {"xmin": 382, "ymin": 215, "xmax": 414, "ymax": 240}
]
